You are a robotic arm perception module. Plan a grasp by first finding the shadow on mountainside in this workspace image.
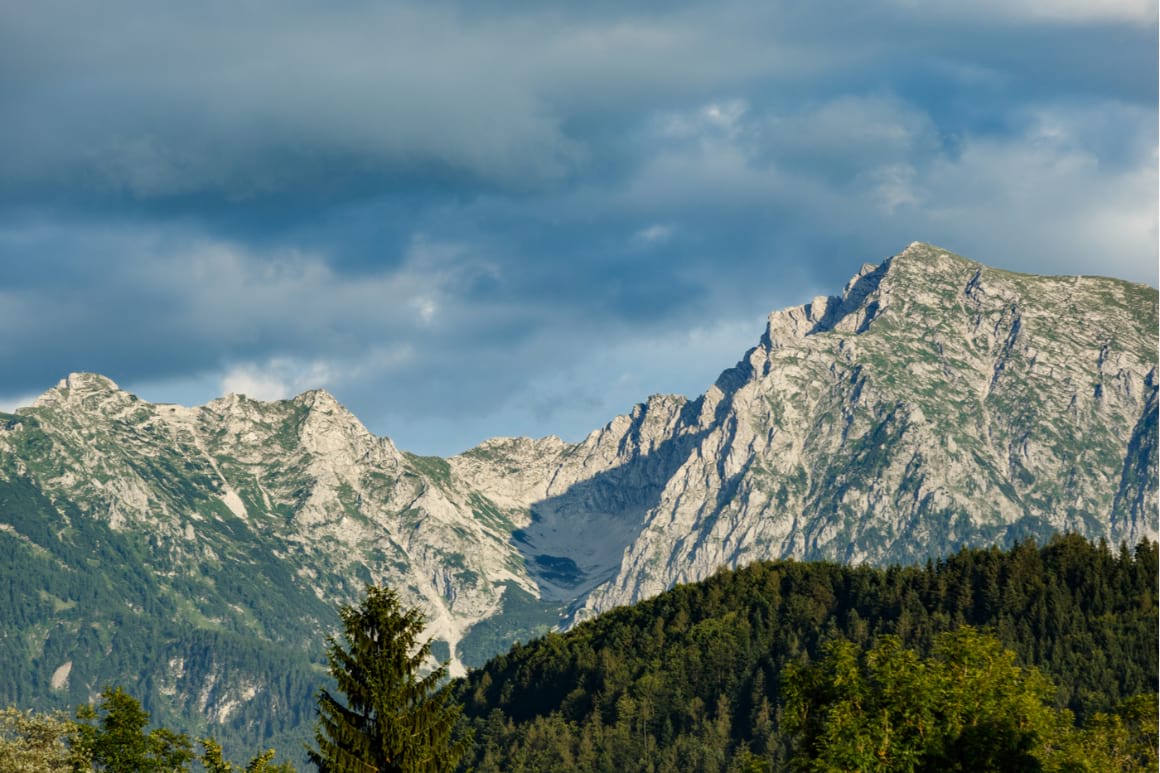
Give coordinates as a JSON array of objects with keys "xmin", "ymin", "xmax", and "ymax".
[
  {"xmin": 512, "ymin": 363, "xmax": 763, "ymax": 610},
  {"xmin": 808, "ymin": 260, "xmax": 891, "ymax": 337},
  {"xmin": 456, "ymin": 323, "xmax": 761, "ymax": 667},
  {"xmin": 455, "ymin": 409, "xmax": 746, "ymax": 669}
]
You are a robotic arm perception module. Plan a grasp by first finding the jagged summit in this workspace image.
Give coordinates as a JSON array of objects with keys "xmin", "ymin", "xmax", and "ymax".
[
  {"xmin": 31, "ymin": 372, "xmax": 134, "ymax": 410},
  {"xmin": 759, "ymin": 242, "xmax": 974, "ymax": 349},
  {"xmin": 33, "ymin": 373, "xmax": 357, "ymax": 425},
  {"xmin": 1, "ymin": 243, "xmax": 1155, "ymax": 741},
  {"xmin": 895, "ymin": 240, "xmax": 972, "ymax": 261},
  {"xmin": 38, "ymin": 371, "xmax": 122, "ymax": 396},
  {"xmin": 296, "ymin": 387, "xmax": 343, "ymax": 408},
  {"xmin": 64, "ymin": 371, "xmax": 120, "ymax": 389}
]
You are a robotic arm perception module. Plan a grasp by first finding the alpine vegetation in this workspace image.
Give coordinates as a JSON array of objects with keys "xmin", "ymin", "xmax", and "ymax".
[{"xmin": 0, "ymin": 243, "xmax": 1155, "ymax": 757}]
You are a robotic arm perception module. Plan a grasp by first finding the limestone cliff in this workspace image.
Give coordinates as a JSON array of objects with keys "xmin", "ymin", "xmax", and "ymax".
[{"xmin": 1, "ymin": 242, "xmax": 1154, "ymax": 751}]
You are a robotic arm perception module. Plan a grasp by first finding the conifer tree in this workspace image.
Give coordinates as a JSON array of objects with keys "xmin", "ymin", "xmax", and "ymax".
[
  {"xmin": 73, "ymin": 686, "xmax": 194, "ymax": 772},
  {"xmin": 309, "ymin": 585, "xmax": 466, "ymax": 773}
]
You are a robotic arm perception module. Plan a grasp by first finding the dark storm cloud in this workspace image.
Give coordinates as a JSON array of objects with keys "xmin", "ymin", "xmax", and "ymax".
[
  {"xmin": 0, "ymin": 0, "xmax": 1155, "ymax": 453},
  {"xmin": 5, "ymin": 0, "xmax": 1147, "ymax": 208},
  {"xmin": 0, "ymin": 1, "xmax": 791, "ymax": 204}
]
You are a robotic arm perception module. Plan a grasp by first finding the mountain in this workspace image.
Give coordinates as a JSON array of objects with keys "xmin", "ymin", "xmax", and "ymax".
[
  {"xmin": 537, "ymin": 242, "xmax": 1158, "ymax": 617},
  {"xmin": 1, "ymin": 242, "xmax": 1155, "ymax": 754}
]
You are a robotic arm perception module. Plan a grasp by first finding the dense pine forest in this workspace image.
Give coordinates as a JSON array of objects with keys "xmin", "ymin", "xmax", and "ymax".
[
  {"xmin": 2, "ymin": 535, "xmax": 1156, "ymax": 770},
  {"xmin": 451, "ymin": 535, "xmax": 1158, "ymax": 771}
]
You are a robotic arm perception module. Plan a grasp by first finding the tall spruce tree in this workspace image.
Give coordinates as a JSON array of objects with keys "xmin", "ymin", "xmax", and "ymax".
[{"xmin": 309, "ymin": 585, "xmax": 466, "ymax": 773}]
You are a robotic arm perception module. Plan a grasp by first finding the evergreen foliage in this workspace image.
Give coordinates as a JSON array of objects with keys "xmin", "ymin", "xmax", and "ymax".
[
  {"xmin": 309, "ymin": 585, "xmax": 467, "ymax": 773},
  {"xmin": 199, "ymin": 737, "xmax": 296, "ymax": 772},
  {"xmin": 450, "ymin": 535, "xmax": 1158, "ymax": 771},
  {"xmin": 783, "ymin": 628, "xmax": 1145, "ymax": 771},
  {"xmin": 3, "ymin": 535, "xmax": 1155, "ymax": 771},
  {"xmin": 0, "ymin": 468, "xmax": 326, "ymax": 761},
  {"xmin": 73, "ymin": 686, "xmax": 195, "ymax": 772},
  {"xmin": 46, "ymin": 687, "xmax": 296, "ymax": 773}
]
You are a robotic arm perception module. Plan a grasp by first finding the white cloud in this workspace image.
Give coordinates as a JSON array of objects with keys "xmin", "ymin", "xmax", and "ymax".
[
  {"xmin": 413, "ymin": 297, "xmax": 438, "ymax": 323},
  {"xmin": 632, "ymin": 223, "xmax": 675, "ymax": 247},
  {"xmin": 139, "ymin": 232, "xmax": 493, "ymax": 345},
  {"xmin": 620, "ymin": 93, "xmax": 940, "ymax": 218},
  {"xmin": 657, "ymin": 100, "xmax": 749, "ymax": 141},
  {"xmin": 621, "ymin": 93, "xmax": 1156, "ymax": 284},
  {"xmin": 861, "ymin": 163, "xmax": 924, "ymax": 215},
  {"xmin": 0, "ymin": 0, "xmax": 1153, "ymax": 457},
  {"xmin": 757, "ymin": 94, "xmax": 941, "ymax": 175},
  {"xmin": 221, "ymin": 366, "xmax": 291, "ymax": 402},
  {"xmin": 914, "ymin": 106, "xmax": 1158, "ymax": 281},
  {"xmin": 220, "ymin": 358, "xmax": 334, "ymax": 401},
  {"xmin": 1003, "ymin": 0, "xmax": 1157, "ymax": 24},
  {"xmin": 888, "ymin": 0, "xmax": 1157, "ymax": 24}
]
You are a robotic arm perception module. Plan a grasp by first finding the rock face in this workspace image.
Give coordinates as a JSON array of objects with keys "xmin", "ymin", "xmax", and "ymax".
[
  {"xmin": 454, "ymin": 244, "xmax": 1158, "ymax": 620},
  {"xmin": 1, "ymin": 243, "xmax": 1155, "ymax": 750},
  {"xmin": 567, "ymin": 245, "xmax": 1158, "ymax": 615},
  {"xmin": 5, "ymin": 375, "xmax": 533, "ymax": 674}
]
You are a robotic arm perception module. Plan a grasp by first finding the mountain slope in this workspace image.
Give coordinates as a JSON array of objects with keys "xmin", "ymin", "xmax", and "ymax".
[
  {"xmin": 2, "ymin": 376, "xmax": 546, "ymax": 665},
  {"xmin": 0, "ymin": 379, "xmax": 548, "ymax": 757},
  {"xmin": 452, "ymin": 242, "xmax": 1158, "ymax": 618},
  {"xmin": 0, "ymin": 242, "xmax": 1155, "ymax": 754}
]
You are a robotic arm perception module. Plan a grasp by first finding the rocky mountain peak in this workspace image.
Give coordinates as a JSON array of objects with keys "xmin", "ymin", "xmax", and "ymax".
[
  {"xmin": 761, "ymin": 251, "xmax": 893, "ymax": 350},
  {"xmin": 31, "ymin": 372, "xmax": 135, "ymax": 412},
  {"xmin": 294, "ymin": 387, "xmax": 344, "ymax": 413},
  {"xmin": 0, "ymin": 243, "xmax": 1153, "ymax": 730},
  {"xmin": 759, "ymin": 242, "xmax": 987, "ymax": 353}
]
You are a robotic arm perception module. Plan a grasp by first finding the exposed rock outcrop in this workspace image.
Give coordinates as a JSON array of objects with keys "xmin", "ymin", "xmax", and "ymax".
[{"xmin": 2, "ymin": 242, "xmax": 1155, "ymax": 739}]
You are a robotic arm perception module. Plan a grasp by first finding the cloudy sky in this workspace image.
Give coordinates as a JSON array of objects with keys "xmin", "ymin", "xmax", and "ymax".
[{"xmin": 1, "ymin": 0, "xmax": 1156, "ymax": 455}]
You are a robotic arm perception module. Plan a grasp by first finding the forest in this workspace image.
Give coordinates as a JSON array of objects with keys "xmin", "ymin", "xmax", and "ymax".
[
  {"xmin": 451, "ymin": 535, "xmax": 1158, "ymax": 771},
  {"xmin": 2, "ymin": 535, "xmax": 1156, "ymax": 771}
]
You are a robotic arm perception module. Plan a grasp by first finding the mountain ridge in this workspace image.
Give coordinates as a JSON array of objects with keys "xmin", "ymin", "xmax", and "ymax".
[{"xmin": 1, "ymin": 241, "xmax": 1155, "ymax": 754}]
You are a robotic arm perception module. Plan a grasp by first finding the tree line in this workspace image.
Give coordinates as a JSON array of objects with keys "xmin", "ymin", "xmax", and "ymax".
[
  {"xmin": 451, "ymin": 534, "xmax": 1158, "ymax": 771},
  {"xmin": 3, "ymin": 534, "xmax": 1157, "ymax": 771}
]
